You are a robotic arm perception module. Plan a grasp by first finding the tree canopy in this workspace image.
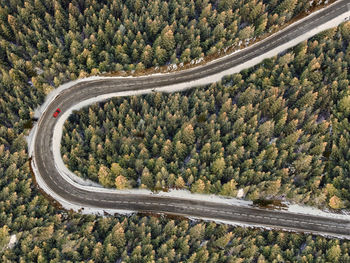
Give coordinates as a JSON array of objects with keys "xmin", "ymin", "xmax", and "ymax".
[
  {"xmin": 63, "ymin": 22, "xmax": 350, "ymax": 210},
  {"xmin": 0, "ymin": 0, "xmax": 348, "ymax": 261}
]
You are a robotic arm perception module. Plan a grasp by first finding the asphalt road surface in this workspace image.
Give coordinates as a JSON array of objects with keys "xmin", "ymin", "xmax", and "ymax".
[{"xmin": 32, "ymin": 0, "xmax": 350, "ymax": 238}]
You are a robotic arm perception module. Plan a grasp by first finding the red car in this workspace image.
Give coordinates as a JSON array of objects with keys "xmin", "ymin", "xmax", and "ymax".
[{"xmin": 53, "ymin": 108, "xmax": 61, "ymax": 118}]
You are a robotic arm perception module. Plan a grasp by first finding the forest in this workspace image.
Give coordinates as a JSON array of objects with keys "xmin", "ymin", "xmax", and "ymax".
[
  {"xmin": 0, "ymin": 0, "xmax": 329, "ymax": 88},
  {"xmin": 1, "ymin": 0, "xmax": 350, "ymax": 261},
  {"xmin": 2, "ymin": 213, "xmax": 350, "ymax": 262},
  {"xmin": 62, "ymin": 22, "xmax": 350, "ymax": 210}
]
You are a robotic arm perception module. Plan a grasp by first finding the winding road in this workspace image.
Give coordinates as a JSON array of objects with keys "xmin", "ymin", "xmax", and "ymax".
[{"xmin": 30, "ymin": 0, "xmax": 350, "ymax": 238}]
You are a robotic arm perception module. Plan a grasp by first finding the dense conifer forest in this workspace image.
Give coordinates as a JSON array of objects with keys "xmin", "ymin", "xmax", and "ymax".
[
  {"xmin": 63, "ymin": 22, "xmax": 350, "ymax": 210},
  {"xmin": 0, "ymin": 0, "xmax": 330, "ymax": 83},
  {"xmin": 2, "ymin": 213, "xmax": 350, "ymax": 262},
  {"xmin": 1, "ymin": 0, "xmax": 350, "ymax": 261}
]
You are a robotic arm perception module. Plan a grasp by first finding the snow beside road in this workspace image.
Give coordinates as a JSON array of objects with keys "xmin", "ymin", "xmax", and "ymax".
[
  {"xmin": 52, "ymin": 89, "xmax": 154, "ymax": 188},
  {"xmin": 30, "ymin": 0, "xmax": 350, "ymax": 124},
  {"xmin": 192, "ymin": 217, "xmax": 350, "ymax": 240},
  {"xmin": 154, "ymin": 12, "xmax": 350, "ymax": 94},
  {"xmin": 31, "ymin": 157, "xmax": 135, "ymax": 215},
  {"xmin": 287, "ymin": 204, "xmax": 350, "ymax": 221},
  {"xmin": 49, "ymin": 8, "xmax": 350, "ymax": 200},
  {"xmin": 28, "ymin": 1, "xmax": 350, "ymax": 228},
  {"xmin": 7, "ymin": 234, "xmax": 17, "ymax": 250},
  {"xmin": 51, "ymin": 87, "xmax": 255, "ymax": 211},
  {"xmin": 154, "ymin": 189, "xmax": 252, "ymax": 207},
  {"xmin": 26, "ymin": 124, "xmax": 37, "ymax": 158}
]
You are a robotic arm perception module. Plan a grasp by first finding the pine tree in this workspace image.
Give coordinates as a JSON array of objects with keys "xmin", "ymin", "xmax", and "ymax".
[
  {"xmin": 161, "ymin": 139, "xmax": 173, "ymax": 161},
  {"xmin": 92, "ymin": 242, "xmax": 104, "ymax": 262},
  {"xmin": 220, "ymin": 179, "xmax": 237, "ymax": 196},
  {"xmin": 141, "ymin": 167, "xmax": 154, "ymax": 188},
  {"xmin": 141, "ymin": 45, "xmax": 153, "ymax": 67},
  {"xmin": 238, "ymin": 26, "xmax": 254, "ymax": 40},
  {"xmin": 180, "ymin": 48, "xmax": 191, "ymax": 63},
  {"xmin": 115, "ymin": 175, "xmax": 129, "ymax": 189},
  {"xmin": 161, "ymin": 27, "xmax": 175, "ymax": 52},
  {"xmin": 175, "ymin": 176, "xmax": 186, "ymax": 188},
  {"xmin": 211, "ymin": 157, "xmax": 226, "ymax": 176},
  {"xmin": 329, "ymin": 196, "xmax": 343, "ymax": 209},
  {"xmin": 111, "ymin": 223, "xmax": 126, "ymax": 249},
  {"xmin": 191, "ymin": 179, "xmax": 205, "ymax": 193},
  {"xmin": 175, "ymin": 141, "xmax": 187, "ymax": 160},
  {"xmin": 98, "ymin": 165, "xmax": 114, "ymax": 187},
  {"xmin": 154, "ymin": 45, "xmax": 167, "ymax": 65},
  {"xmin": 276, "ymin": 0, "xmax": 297, "ymax": 15},
  {"xmin": 326, "ymin": 244, "xmax": 341, "ymax": 262},
  {"xmin": 214, "ymin": 232, "xmax": 233, "ymax": 249},
  {"xmin": 182, "ymin": 124, "xmax": 195, "ymax": 146},
  {"xmin": 0, "ymin": 225, "xmax": 10, "ymax": 248}
]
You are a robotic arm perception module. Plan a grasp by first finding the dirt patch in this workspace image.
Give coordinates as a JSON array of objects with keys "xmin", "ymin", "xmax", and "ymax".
[
  {"xmin": 23, "ymin": 120, "xmax": 33, "ymax": 129},
  {"xmin": 136, "ymin": 211, "xmax": 189, "ymax": 222},
  {"xmin": 253, "ymin": 199, "xmax": 288, "ymax": 210}
]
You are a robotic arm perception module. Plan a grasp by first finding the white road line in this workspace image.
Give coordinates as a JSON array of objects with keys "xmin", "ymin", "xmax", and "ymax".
[{"xmin": 30, "ymin": 0, "xmax": 350, "ymax": 239}]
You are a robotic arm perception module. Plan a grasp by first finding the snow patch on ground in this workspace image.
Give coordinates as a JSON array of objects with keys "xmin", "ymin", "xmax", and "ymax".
[
  {"xmin": 153, "ymin": 13, "xmax": 350, "ymax": 94},
  {"xmin": 190, "ymin": 57, "xmax": 205, "ymax": 65},
  {"xmin": 80, "ymin": 207, "xmax": 134, "ymax": 216},
  {"xmin": 51, "ymin": 96, "xmax": 350, "ymax": 220},
  {"xmin": 154, "ymin": 189, "xmax": 252, "ymax": 207},
  {"xmin": 189, "ymin": 216, "xmax": 274, "ymax": 232},
  {"xmin": 31, "ymin": 157, "xmax": 134, "ymax": 215},
  {"xmin": 26, "ymin": 124, "xmax": 37, "ymax": 157},
  {"xmin": 29, "ymin": 4, "xmax": 350, "ymax": 221},
  {"xmin": 195, "ymin": 57, "xmax": 204, "ymax": 64},
  {"xmin": 7, "ymin": 234, "xmax": 17, "ymax": 249},
  {"xmin": 50, "ymin": 89, "xmax": 255, "ymax": 206},
  {"xmin": 35, "ymin": 67, "xmax": 44, "ymax": 75},
  {"xmin": 237, "ymin": 188, "xmax": 245, "ymax": 198},
  {"xmin": 53, "ymin": 98, "xmax": 255, "ymax": 208},
  {"xmin": 287, "ymin": 204, "xmax": 350, "ymax": 221},
  {"xmin": 31, "ymin": 0, "xmax": 348, "ymax": 124},
  {"xmin": 52, "ymin": 89, "xmax": 154, "ymax": 188},
  {"xmin": 167, "ymin": 64, "xmax": 178, "ymax": 71}
]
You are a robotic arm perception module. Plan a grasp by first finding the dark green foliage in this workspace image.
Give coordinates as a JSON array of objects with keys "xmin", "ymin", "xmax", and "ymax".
[
  {"xmin": 0, "ymin": 0, "xmax": 321, "ymax": 85},
  {"xmin": 0, "ymin": 0, "xmax": 349, "ymax": 261},
  {"xmin": 3, "ymin": 214, "xmax": 350, "ymax": 262},
  {"xmin": 63, "ymin": 23, "xmax": 350, "ymax": 209}
]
